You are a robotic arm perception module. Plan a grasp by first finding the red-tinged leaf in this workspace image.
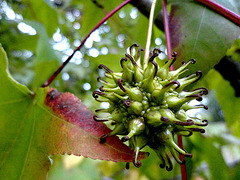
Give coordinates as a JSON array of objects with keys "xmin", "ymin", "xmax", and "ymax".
[
  {"xmin": 44, "ymin": 88, "xmax": 148, "ymax": 162},
  {"xmin": 0, "ymin": 46, "xmax": 148, "ymax": 180},
  {"xmin": 169, "ymin": 1, "xmax": 240, "ymax": 76}
]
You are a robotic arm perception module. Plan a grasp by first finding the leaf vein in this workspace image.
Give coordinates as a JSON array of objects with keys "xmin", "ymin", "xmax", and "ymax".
[{"xmin": 190, "ymin": 8, "xmax": 206, "ymax": 59}]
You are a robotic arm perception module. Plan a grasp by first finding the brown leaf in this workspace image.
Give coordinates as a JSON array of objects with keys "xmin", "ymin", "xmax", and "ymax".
[{"xmin": 45, "ymin": 89, "xmax": 148, "ymax": 162}]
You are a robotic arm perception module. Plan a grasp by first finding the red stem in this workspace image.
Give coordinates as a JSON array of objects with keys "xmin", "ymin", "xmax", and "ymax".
[
  {"xmin": 162, "ymin": 0, "xmax": 172, "ymax": 60},
  {"xmin": 195, "ymin": 0, "xmax": 240, "ymax": 27},
  {"xmin": 163, "ymin": 1, "xmax": 186, "ymax": 179},
  {"xmin": 42, "ymin": 0, "xmax": 133, "ymax": 87},
  {"xmin": 178, "ymin": 135, "xmax": 187, "ymax": 180}
]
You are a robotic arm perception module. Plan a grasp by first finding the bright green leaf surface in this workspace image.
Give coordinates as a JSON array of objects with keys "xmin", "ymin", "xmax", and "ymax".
[
  {"xmin": 0, "ymin": 44, "xmax": 44, "ymax": 179},
  {"xmin": 203, "ymin": 70, "xmax": 240, "ymax": 138},
  {"xmin": 169, "ymin": 0, "xmax": 240, "ymax": 75},
  {"xmin": 193, "ymin": 134, "xmax": 229, "ymax": 180}
]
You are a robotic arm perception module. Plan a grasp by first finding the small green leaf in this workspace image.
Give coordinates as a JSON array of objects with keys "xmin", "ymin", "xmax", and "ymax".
[{"xmin": 203, "ymin": 69, "xmax": 240, "ymax": 138}]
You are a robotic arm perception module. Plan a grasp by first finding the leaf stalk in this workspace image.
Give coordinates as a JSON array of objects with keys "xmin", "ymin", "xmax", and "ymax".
[
  {"xmin": 195, "ymin": 0, "xmax": 240, "ymax": 27},
  {"xmin": 162, "ymin": 0, "xmax": 187, "ymax": 178}
]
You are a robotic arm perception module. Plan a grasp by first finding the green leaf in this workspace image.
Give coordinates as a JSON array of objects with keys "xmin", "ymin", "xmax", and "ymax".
[
  {"xmin": 193, "ymin": 134, "xmax": 229, "ymax": 180},
  {"xmin": 25, "ymin": 21, "xmax": 60, "ymax": 88},
  {"xmin": 227, "ymin": 38, "xmax": 240, "ymax": 62},
  {"xmin": 21, "ymin": 0, "xmax": 58, "ymax": 37},
  {"xmin": 79, "ymin": 1, "xmax": 105, "ymax": 37},
  {"xmin": 169, "ymin": 0, "xmax": 240, "ymax": 75},
  {"xmin": 0, "ymin": 46, "xmax": 148, "ymax": 179},
  {"xmin": 203, "ymin": 69, "xmax": 240, "ymax": 138}
]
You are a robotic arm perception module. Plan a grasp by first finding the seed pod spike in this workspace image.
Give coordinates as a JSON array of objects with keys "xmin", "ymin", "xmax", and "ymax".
[
  {"xmin": 103, "ymin": 86, "xmax": 127, "ymax": 96},
  {"xmin": 125, "ymin": 54, "xmax": 138, "ymax": 67},
  {"xmin": 125, "ymin": 53, "xmax": 143, "ymax": 83},
  {"xmin": 137, "ymin": 48, "xmax": 144, "ymax": 67},
  {"xmin": 108, "ymin": 123, "xmax": 128, "ymax": 137},
  {"xmin": 181, "ymin": 88, "xmax": 208, "ymax": 97},
  {"xmin": 98, "ymin": 77, "xmax": 117, "ymax": 88},
  {"xmin": 169, "ymin": 59, "xmax": 196, "ymax": 79},
  {"xmin": 120, "ymin": 57, "xmax": 134, "ymax": 83},
  {"xmin": 129, "ymin": 43, "xmax": 139, "ymax": 56},
  {"xmin": 98, "ymin": 64, "xmax": 113, "ymax": 73},
  {"xmin": 165, "ymin": 52, "xmax": 177, "ymax": 68},
  {"xmin": 95, "ymin": 108, "xmax": 108, "ymax": 113},
  {"xmin": 159, "ymin": 155, "xmax": 166, "ymax": 169},
  {"xmin": 100, "ymin": 133, "xmax": 110, "ymax": 144},
  {"xmin": 93, "ymin": 115, "xmax": 109, "ymax": 122},
  {"xmin": 157, "ymin": 53, "xmax": 176, "ymax": 79},
  {"xmin": 126, "ymin": 118, "xmax": 145, "ymax": 140},
  {"xmin": 133, "ymin": 146, "xmax": 142, "ymax": 168},
  {"xmin": 166, "ymin": 95, "xmax": 204, "ymax": 110},
  {"xmin": 123, "ymin": 100, "xmax": 131, "ymax": 108},
  {"xmin": 188, "ymin": 128, "xmax": 205, "ymax": 133},
  {"xmin": 159, "ymin": 149, "xmax": 173, "ymax": 171},
  {"xmin": 170, "ymin": 147, "xmax": 185, "ymax": 164},
  {"xmin": 152, "ymin": 80, "xmax": 180, "ymax": 103},
  {"xmin": 182, "ymin": 103, "xmax": 208, "ymax": 111},
  {"xmin": 177, "ymin": 130, "xmax": 193, "ymax": 137},
  {"xmin": 141, "ymin": 60, "xmax": 158, "ymax": 92},
  {"xmin": 126, "ymin": 162, "xmax": 130, "ymax": 169},
  {"xmin": 194, "ymin": 119, "xmax": 208, "ymax": 126},
  {"xmin": 166, "ymin": 154, "xmax": 173, "ymax": 171}
]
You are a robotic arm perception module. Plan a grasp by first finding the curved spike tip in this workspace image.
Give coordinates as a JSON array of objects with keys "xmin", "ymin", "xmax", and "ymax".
[
  {"xmin": 100, "ymin": 133, "xmax": 109, "ymax": 144},
  {"xmin": 161, "ymin": 117, "xmax": 170, "ymax": 122},
  {"xmin": 92, "ymin": 91, "xmax": 105, "ymax": 98},
  {"xmin": 164, "ymin": 80, "xmax": 180, "ymax": 89},
  {"xmin": 133, "ymin": 160, "xmax": 142, "ymax": 168},
  {"xmin": 120, "ymin": 57, "xmax": 128, "ymax": 68},
  {"xmin": 125, "ymin": 53, "xmax": 138, "ymax": 66},
  {"xmin": 121, "ymin": 136, "xmax": 130, "ymax": 142},
  {"xmin": 123, "ymin": 100, "xmax": 131, "ymax": 108},
  {"xmin": 130, "ymin": 43, "xmax": 139, "ymax": 53},
  {"xmin": 93, "ymin": 115, "xmax": 108, "ymax": 122},
  {"xmin": 99, "ymin": 86, "xmax": 105, "ymax": 92},
  {"xmin": 126, "ymin": 162, "xmax": 130, "ymax": 170},
  {"xmin": 98, "ymin": 64, "xmax": 113, "ymax": 73},
  {"xmin": 118, "ymin": 78, "xmax": 127, "ymax": 92}
]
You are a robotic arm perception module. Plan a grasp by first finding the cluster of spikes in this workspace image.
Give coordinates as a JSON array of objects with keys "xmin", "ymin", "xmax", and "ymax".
[{"xmin": 93, "ymin": 44, "xmax": 208, "ymax": 171}]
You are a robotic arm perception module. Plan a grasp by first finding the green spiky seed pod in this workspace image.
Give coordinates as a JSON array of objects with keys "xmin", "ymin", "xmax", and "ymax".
[{"xmin": 93, "ymin": 44, "xmax": 208, "ymax": 170}]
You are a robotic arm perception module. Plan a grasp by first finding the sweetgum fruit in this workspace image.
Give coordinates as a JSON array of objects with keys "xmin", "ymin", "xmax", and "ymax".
[{"xmin": 93, "ymin": 44, "xmax": 208, "ymax": 170}]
